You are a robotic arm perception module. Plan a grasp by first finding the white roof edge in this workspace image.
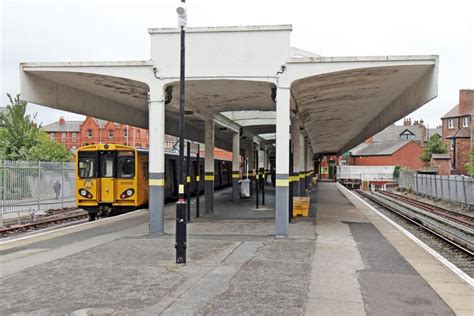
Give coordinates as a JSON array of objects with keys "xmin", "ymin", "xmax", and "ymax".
[
  {"xmin": 148, "ymin": 24, "xmax": 292, "ymax": 34},
  {"xmin": 286, "ymin": 55, "xmax": 439, "ymax": 64},
  {"xmin": 21, "ymin": 60, "xmax": 154, "ymax": 69}
]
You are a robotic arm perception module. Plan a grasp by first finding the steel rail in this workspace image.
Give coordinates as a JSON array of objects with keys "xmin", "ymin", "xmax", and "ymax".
[
  {"xmin": 357, "ymin": 190, "xmax": 474, "ymax": 256},
  {"xmin": 380, "ymin": 191, "xmax": 474, "ymax": 228}
]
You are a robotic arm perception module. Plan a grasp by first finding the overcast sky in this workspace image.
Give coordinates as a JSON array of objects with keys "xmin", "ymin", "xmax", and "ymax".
[{"xmin": 1, "ymin": 0, "xmax": 473, "ymax": 128}]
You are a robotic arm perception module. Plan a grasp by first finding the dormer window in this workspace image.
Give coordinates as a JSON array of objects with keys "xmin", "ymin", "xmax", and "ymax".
[{"xmin": 400, "ymin": 129, "xmax": 415, "ymax": 140}]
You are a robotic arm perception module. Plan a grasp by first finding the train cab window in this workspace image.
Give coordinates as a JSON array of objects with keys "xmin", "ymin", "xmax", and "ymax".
[
  {"xmin": 100, "ymin": 151, "xmax": 115, "ymax": 178},
  {"xmin": 78, "ymin": 151, "xmax": 98, "ymax": 178},
  {"xmin": 117, "ymin": 151, "xmax": 135, "ymax": 178}
]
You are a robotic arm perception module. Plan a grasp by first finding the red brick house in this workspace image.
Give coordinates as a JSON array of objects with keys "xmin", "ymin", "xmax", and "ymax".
[
  {"xmin": 349, "ymin": 140, "xmax": 424, "ymax": 170},
  {"xmin": 43, "ymin": 116, "xmax": 149, "ymax": 150},
  {"xmin": 441, "ymin": 89, "xmax": 473, "ymax": 175},
  {"xmin": 43, "ymin": 117, "xmax": 82, "ymax": 150}
]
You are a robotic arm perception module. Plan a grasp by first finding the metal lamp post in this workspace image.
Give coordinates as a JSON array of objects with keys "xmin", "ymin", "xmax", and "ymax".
[{"xmin": 175, "ymin": 1, "xmax": 187, "ymax": 264}]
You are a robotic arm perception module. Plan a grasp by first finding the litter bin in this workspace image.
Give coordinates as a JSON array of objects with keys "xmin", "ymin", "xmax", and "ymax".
[{"xmin": 240, "ymin": 179, "xmax": 251, "ymax": 198}]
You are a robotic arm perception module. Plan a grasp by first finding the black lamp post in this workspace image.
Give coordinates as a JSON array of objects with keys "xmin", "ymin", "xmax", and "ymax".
[{"xmin": 175, "ymin": 0, "xmax": 187, "ymax": 264}]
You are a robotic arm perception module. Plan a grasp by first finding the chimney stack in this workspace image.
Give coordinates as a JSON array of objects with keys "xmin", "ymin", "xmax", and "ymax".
[
  {"xmin": 459, "ymin": 89, "xmax": 474, "ymax": 114},
  {"xmin": 59, "ymin": 116, "xmax": 65, "ymax": 126},
  {"xmin": 403, "ymin": 118, "xmax": 412, "ymax": 126}
]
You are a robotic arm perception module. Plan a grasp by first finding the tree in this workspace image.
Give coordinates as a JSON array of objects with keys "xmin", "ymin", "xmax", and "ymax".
[
  {"xmin": 420, "ymin": 134, "xmax": 448, "ymax": 162},
  {"xmin": 27, "ymin": 132, "xmax": 72, "ymax": 162},
  {"xmin": 0, "ymin": 93, "xmax": 71, "ymax": 161}
]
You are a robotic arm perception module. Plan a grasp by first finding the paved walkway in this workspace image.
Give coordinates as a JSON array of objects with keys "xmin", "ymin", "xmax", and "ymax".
[{"xmin": 0, "ymin": 183, "xmax": 471, "ymax": 315}]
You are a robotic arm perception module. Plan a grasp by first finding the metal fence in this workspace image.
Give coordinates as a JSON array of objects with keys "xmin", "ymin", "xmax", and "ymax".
[
  {"xmin": 398, "ymin": 171, "xmax": 474, "ymax": 205},
  {"xmin": 0, "ymin": 160, "xmax": 76, "ymax": 225}
]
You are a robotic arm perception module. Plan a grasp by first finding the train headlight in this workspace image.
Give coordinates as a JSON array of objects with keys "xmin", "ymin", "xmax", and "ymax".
[
  {"xmin": 79, "ymin": 189, "xmax": 93, "ymax": 199},
  {"xmin": 120, "ymin": 188, "xmax": 135, "ymax": 199}
]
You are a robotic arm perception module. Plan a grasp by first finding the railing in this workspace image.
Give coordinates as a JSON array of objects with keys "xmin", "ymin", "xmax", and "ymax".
[
  {"xmin": 398, "ymin": 171, "xmax": 473, "ymax": 206},
  {"xmin": 0, "ymin": 160, "xmax": 76, "ymax": 226}
]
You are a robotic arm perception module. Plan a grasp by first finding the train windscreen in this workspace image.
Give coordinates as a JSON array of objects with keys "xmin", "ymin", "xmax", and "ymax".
[
  {"xmin": 117, "ymin": 151, "xmax": 135, "ymax": 178},
  {"xmin": 78, "ymin": 151, "xmax": 98, "ymax": 178}
]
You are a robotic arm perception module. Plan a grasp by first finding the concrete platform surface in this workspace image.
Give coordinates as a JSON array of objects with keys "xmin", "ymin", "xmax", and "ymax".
[{"xmin": 0, "ymin": 183, "xmax": 471, "ymax": 315}]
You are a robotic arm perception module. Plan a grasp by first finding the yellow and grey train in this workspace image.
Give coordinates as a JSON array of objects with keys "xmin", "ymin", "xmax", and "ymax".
[{"xmin": 76, "ymin": 144, "xmax": 232, "ymax": 221}]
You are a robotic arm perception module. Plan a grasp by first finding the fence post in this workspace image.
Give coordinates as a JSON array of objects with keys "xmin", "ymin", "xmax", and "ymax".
[
  {"xmin": 447, "ymin": 176, "xmax": 451, "ymax": 201},
  {"xmin": 37, "ymin": 161, "xmax": 41, "ymax": 213},
  {"xmin": 440, "ymin": 175, "xmax": 444, "ymax": 200},
  {"xmin": 454, "ymin": 176, "xmax": 458, "ymax": 203},
  {"xmin": 1, "ymin": 160, "xmax": 6, "ymax": 227},
  {"xmin": 434, "ymin": 175, "xmax": 438, "ymax": 199},
  {"xmin": 61, "ymin": 161, "xmax": 65, "ymax": 209},
  {"xmin": 462, "ymin": 176, "xmax": 467, "ymax": 205}
]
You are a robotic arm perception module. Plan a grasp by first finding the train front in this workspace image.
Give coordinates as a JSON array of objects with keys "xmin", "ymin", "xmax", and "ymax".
[{"xmin": 76, "ymin": 144, "xmax": 139, "ymax": 221}]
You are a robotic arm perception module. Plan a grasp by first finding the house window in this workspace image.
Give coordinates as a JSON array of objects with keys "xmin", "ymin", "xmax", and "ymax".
[
  {"xmin": 146, "ymin": 131, "xmax": 149, "ymax": 139},
  {"xmin": 450, "ymin": 139, "xmax": 454, "ymax": 150},
  {"xmin": 462, "ymin": 116, "xmax": 470, "ymax": 127},
  {"xmin": 137, "ymin": 130, "xmax": 140, "ymax": 138},
  {"xmin": 72, "ymin": 133, "xmax": 77, "ymax": 142},
  {"xmin": 124, "ymin": 129, "xmax": 128, "ymax": 138},
  {"xmin": 108, "ymin": 129, "xmax": 114, "ymax": 138},
  {"xmin": 61, "ymin": 133, "xmax": 66, "ymax": 142},
  {"xmin": 87, "ymin": 129, "xmax": 93, "ymax": 138},
  {"xmin": 50, "ymin": 133, "xmax": 55, "ymax": 140},
  {"xmin": 447, "ymin": 119, "xmax": 454, "ymax": 129}
]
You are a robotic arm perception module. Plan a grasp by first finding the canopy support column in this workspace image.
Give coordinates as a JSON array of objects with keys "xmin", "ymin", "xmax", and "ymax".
[
  {"xmin": 148, "ymin": 87, "xmax": 165, "ymax": 235},
  {"xmin": 204, "ymin": 119, "xmax": 215, "ymax": 214},
  {"xmin": 275, "ymin": 88, "xmax": 290, "ymax": 237},
  {"xmin": 232, "ymin": 132, "xmax": 240, "ymax": 202}
]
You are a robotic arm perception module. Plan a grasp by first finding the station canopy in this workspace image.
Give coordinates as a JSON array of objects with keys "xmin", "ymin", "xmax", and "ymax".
[{"xmin": 20, "ymin": 25, "xmax": 438, "ymax": 154}]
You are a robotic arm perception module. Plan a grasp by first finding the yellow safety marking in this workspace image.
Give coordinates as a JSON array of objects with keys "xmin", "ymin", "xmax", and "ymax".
[
  {"xmin": 196, "ymin": 176, "xmax": 200, "ymax": 181},
  {"xmin": 232, "ymin": 174, "xmax": 240, "ymax": 179},
  {"xmin": 186, "ymin": 176, "xmax": 191, "ymax": 183},
  {"xmin": 299, "ymin": 174, "xmax": 305, "ymax": 179},
  {"xmin": 290, "ymin": 176, "xmax": 299, "ymax": 182},
  {"xmin": 149, "ymin": 179, "xmax": 165, "ymax": 186},
  {"xmin": 205, "ymin": 175, "xmax": 214, "ymax": 181},
  {"xmin": 179, "ymin": 184, "xmax": 184, "ymax": 194},
  {"xmin": 276, "ymin": 179, "xmax": 289, "ymax": 187}
]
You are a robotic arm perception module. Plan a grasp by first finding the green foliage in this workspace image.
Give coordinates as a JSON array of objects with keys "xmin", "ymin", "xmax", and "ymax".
[
  {"xmin": 393, "ymin": 165, "xmax": 404, "ymax": 180},
  {"xmin": 0, "ymin": 93, "xmax": 71, "ymax": 162},
  {"xmin": 420, "ymin": 134, "xmax": 448, "ymax": 162},
  {"xmin": 464, "ymin": 149, "xmax": 474, "ymax": 177},
  {"xmin": 27, "ymin": 132, "xmax": 72, "ymax": 162}
]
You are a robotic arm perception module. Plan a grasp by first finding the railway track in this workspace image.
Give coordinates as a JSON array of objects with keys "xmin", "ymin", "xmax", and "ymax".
[
  {"xmin": 357, "ymin": 189, "xmax": 474, "ymax": 256},
  {"xmin": 379, "ymin": 191, "xmax": 474, "ymax": 228},
  {"xmin": 0, "ymin": 211, "xmax": 88, "ymax": 237}
]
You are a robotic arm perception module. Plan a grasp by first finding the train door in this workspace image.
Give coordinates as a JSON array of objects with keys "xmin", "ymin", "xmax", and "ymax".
[
  {"xmin": 99, "ymin": 151, "xmax": 115, "ymax": 202},
  {"xmin": 169, "ymin": 158, "xmax": 178, "ymax": 198}
]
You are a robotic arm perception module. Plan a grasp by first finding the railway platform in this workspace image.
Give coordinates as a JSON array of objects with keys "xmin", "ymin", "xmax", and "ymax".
[{"xmin": 1, "ymin": 183, "xmax": 472, "ymax": 315}]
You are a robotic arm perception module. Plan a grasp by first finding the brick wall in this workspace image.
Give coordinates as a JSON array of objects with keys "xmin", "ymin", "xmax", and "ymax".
[
  {"xmin": 431, "ymin": 158, "xmax": 451, "ymax": 175},
  {"xmin": 452, "ymin": 138, "xmax": 471, "ymax": 175}
]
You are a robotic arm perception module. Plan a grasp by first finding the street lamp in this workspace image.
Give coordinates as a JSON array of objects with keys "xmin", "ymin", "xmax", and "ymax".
[{"xmin": 175, "ymin": 0, "xmax": 187, "ymax": 264}]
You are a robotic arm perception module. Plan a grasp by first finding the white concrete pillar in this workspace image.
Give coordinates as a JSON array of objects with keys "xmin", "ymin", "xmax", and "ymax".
[
  {"xmin": 232, "ymin": 132, "xmax": 240, "ymax": 202},
  {"xmin": 275, "ymin": 87, "xmax": 290, "ymax": 237},
  {"xmin": 204, "ymin": 119, "xmax": 215, "ymax": 213},
  {"xmin": 148, "ymin": 86, "xmax": 165, "ymax": 235}
]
